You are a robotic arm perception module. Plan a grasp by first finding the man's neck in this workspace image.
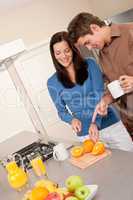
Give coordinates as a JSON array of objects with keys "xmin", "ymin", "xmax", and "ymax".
[{"xmin": 104, "ymin": 26, "xmax": 112, "ymax": 46}]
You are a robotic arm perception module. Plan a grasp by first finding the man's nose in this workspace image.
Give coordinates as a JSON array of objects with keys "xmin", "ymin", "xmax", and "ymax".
[{"xmin": 86, "ymin": 44, "xmax": 92, "ymax": 50}]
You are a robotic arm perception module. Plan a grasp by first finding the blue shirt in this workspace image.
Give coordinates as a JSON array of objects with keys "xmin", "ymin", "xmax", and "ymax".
[{"xmin": 47, "ymin": 58, "xmax": 119, "ymax": 136}]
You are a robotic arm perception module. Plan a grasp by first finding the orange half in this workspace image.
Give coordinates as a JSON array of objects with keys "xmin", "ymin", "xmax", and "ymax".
[
  {"xmin": 92, "ymin": 141, "xmax": 105, "ymax": 155},
  {"xmin": 71, "ymin": 146, "xmax": 84, "ymax": 158}
]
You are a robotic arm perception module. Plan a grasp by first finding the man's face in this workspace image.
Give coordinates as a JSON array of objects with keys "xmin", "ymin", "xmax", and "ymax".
[{"xmin": 76, "ymin": 24, "xmax": 106, "ymax": 50}]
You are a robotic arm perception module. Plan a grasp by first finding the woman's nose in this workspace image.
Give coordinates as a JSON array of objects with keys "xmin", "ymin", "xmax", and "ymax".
[{"xmin": 62, "ymin": 52, "xmax": 67, "ymax": 58}]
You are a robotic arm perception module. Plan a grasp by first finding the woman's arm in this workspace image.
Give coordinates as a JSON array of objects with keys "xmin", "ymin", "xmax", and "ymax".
[
  {"xmin": 47, "ymin": 79, "xmax": 82, "ymax": 133},
  {"xmin": 47, "ymin": 79, "xmax": 73, "ymax": 123}
]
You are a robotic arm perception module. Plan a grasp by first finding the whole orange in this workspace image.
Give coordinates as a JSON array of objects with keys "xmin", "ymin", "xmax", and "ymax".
[
  {"xmin": 92, "ymin": 141, "xmax": 105, "ymax": 155},
  {"xmin": 30, "ymin": 186, "xmax": 49, "ymax": 200},
  {"xmin": 71, "ymin": 146, "xmax": 84, "ymax": 158},
  {"xmin": 82, "ymin": 139, "xmax": 95, "ymax": 153}
]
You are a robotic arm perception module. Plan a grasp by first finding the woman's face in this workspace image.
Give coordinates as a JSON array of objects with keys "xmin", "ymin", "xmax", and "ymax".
[{"xmin": 53, "ymin": 41, "xmax": 73, "ymax": 68}]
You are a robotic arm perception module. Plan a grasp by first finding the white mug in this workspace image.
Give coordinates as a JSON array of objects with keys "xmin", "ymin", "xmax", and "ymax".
[
  {"xmin": 107, "ymin": 80, "xmax": 124, "ymax": 99},
  {"xmin": 53, "ymin": 143, "xmax": 69, "ymax": 161}
]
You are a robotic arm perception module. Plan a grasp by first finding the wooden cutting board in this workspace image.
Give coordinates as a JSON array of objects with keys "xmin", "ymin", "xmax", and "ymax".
[{"xmin": 69, "ymin": 150, "xmax": 111, "ymax": 169}]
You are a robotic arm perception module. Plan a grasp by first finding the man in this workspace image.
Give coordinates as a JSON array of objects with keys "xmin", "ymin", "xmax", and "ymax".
[{"xmin": 67, "ymin": 12, "xmax": 133, "ymax": 138}]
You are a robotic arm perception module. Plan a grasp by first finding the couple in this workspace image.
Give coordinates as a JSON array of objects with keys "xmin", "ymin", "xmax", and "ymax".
[{"xmin": 47, "ymin": 13, "xmax": 133, "ymax": 152}]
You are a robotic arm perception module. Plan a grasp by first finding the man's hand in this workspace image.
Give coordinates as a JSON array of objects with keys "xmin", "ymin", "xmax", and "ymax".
[
  {"xmin": 89, "ymin": 123, "xmax": 99, "ymax": 143},
  {"xmin": 92, "ymin": 99, "xmax": 108, "ymax": 123},
  {"xmin": 71, "ymin": 118, "xmax": 82, "ymax": 134},
  {"xmin": 119, "ymin": 75, "xmax": 133, "ymax": 94},
  {"xmin": 92, "ymin": 93, "xmax": 113, "ymax": 123}
]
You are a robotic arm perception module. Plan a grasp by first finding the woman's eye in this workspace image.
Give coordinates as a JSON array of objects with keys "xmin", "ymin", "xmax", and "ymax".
[{"xmin": 55, "ymin": 51, "xmax": 60, "ymax": 55}]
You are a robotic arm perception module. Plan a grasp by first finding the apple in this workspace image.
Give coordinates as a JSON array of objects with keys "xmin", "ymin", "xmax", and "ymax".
[
  {"xmin": 64, "ymin": 192, "xmax": 75, "ymax": 200},
  {"xmin": 45, "ymin": 192, "xmax": 62, "ymax": 200},
  {"xmin": 75, "ymin": 186, "xmax": 90, "ymax": 200},
  {"xmin": 65, "ymin": 176, "xmax": 84, "ymax": 192},
  {"xmin": 65, "ymin": 196, "xmax": 79, "ymax": 200},
  {"xmin": 55, "ymin": 187, "xmax": 68, "ymax": 195}
]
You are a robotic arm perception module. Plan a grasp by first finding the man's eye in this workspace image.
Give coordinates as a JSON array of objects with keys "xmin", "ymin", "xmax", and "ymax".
[
  {"xmin": 65, "ymin": 49, "xmax": 70, "ymax": 53},
  {"xmin": 85, "ymin": 41, "xmax": 90, "ymax": 45}
]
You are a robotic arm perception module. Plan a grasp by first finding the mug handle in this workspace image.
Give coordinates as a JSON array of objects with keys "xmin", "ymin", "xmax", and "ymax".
[{"xmin": 53, "ymin": 151, "xmax": 60, "ymax": 160}]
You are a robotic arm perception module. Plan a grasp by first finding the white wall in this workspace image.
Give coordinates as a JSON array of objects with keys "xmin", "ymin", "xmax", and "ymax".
[
  {"xmin": 88, "ymin": 0, "xmax": 133, "ymax": 18},
  {"xmin": 0, "ymin": 0, "xmax": 90, "ymax": 46}
]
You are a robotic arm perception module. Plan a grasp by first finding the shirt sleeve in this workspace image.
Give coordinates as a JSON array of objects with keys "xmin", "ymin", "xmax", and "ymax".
[
  {"xmin": 47, "ymin": 78, "xmax": 73, "ymax": 124},
  {"xmin": 87, "ymin": 58, "xmax": 104, "ymax": 129}
]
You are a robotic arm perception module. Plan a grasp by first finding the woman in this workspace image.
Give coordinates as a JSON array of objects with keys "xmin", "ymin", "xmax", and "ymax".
[{"xmin": 47, "ymin": 31, "xmax": 133, "ymax": 151}]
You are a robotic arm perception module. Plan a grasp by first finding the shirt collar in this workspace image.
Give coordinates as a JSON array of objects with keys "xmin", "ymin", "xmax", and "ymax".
[
  {"xmin": 101, "ymin": 24, "xmax": 121, "ymax": 52},
  {"xmin": 110, "ymin": 24, "xmax": 121, "ymax": 37}
]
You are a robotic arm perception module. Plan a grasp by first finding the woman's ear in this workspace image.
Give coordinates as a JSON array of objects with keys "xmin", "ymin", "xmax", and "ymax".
[{"xmin": 90, "ymin": 24, "xmax": 101, "ymax": 33}]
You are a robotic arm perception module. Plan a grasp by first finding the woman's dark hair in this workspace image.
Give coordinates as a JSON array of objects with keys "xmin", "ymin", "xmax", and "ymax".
[{"xmin": 50, "ymin": 31, "xmax": 88, "ymax": 88}]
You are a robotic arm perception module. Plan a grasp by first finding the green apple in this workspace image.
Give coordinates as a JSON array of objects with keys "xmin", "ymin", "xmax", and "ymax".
[
  {"xmin": 65, "ymin": 176, "xmax": 84, "ymax": 192},
  {"xmin": 75, "ymin": 186, "xmax": 90, "ymax": 200}
]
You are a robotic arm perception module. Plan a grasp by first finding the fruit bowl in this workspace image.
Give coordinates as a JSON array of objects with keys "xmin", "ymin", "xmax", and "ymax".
[
  {"xmin": 22, "ymin": 184, "xmax": 98, "ymax": 200},
  {"xmin": 85, "ymin": 185, "xmax": 98, "ymax": 200}
]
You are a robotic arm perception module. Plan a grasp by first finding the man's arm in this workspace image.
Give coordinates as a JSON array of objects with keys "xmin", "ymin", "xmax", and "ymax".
[{"xmin": 92, "ymin": 92, "xmax": 114, "ymax": 123}]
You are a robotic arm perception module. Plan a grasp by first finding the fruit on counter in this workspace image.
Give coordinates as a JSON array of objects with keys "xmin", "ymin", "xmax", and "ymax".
[
  {"xmin": 82, "ymin": 139, "xmax": 95, "ymax": 153},
  {"xmin": 65, "ymin": 196, "xmax": 79, "ymax": 200},
  {"xmin": 45, "ymin": 192, "xmax": 63, "ymax": 200},
  {"xmin": 65, "ymin": 176, "xmax": 84, "ymax": 192},
  {"xmin": 55, "ymin": 187, "xmax": 69, "ymax": 196},
  {"xmin": 35, "ymin": 179, "xmax": 58, "ymax": 192},
  {"xmin": 75, "ymin": 186, "xmax": 90, "ymax": 200},
  {"xmin": 30, "ymin": 186, "xmax": 49, "ymax": 200},
  {"xmin": 91, "ymin": 141, "xmax": 105, "ymax": 155},
  {"xmin": 64, "ymin": 192, "xmax": 75, "ymax": 200},
  {"xmin": 70, "ymin": 146, "xmax": 84, "ymax": 158}
]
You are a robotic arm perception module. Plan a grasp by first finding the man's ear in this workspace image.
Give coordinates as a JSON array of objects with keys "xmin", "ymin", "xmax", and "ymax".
[{"xmin": 90, "ymin": 24, "xmax": 100, "ymax": 33}]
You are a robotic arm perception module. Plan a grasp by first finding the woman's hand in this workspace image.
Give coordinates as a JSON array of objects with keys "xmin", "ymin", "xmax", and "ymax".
[
  {"xmin": 88, "ymin": 123, "xmax": 99, "ymax": 143},
  {"xmin": 71, "ymin": 118, "xmax": 82, "ymax": 134},
  {"xmin": 119, "ymin": 75, "xmax": 133, "ymax": 94}
]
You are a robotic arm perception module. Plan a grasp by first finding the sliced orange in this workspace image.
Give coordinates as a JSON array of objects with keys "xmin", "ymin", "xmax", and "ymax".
[
  {"xmin": 71, "ymin": 146, "xmax": 84, "ymax": 158},
  {"xmin": 92, "ymin": 141, "xmax": 105, "ymax": 155},
  {"xmin": 30, "ymin": 186, "xmax": 49, "ymax": 200},
  {"xmin": 82, "ymin": 139, "xmax": 95, "ymax": 153}
]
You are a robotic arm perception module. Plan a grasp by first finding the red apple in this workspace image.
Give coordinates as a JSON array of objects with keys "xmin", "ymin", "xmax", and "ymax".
[
  {"xmin": 64, "ymin": 192, "xmax": 75, "ymax": 200},
  {"xmin": 45, "ymin": 192, "xmax": 62, "ymax": 200}
]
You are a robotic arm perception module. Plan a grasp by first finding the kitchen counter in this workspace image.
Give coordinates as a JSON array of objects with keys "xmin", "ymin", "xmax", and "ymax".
[{"xmin": 1, "ymin": 149, "xmax": 133, "ymax": 200}]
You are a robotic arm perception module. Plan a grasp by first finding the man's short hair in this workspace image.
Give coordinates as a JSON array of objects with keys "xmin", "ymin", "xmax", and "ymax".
[{"xmin": 68, "ymin": 12, "xmax": 106, "ymax": 44}]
